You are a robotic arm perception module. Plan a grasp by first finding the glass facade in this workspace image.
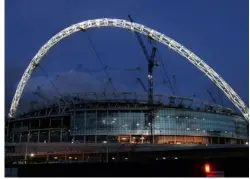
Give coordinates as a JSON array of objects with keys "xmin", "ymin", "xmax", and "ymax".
[
  {"xmin": 71, "ymin": 108, "xmax": 248, "ymax": 141},
  {"xmin": 6, "ymin": 108, "xmax": 248, "ymax": 144}
]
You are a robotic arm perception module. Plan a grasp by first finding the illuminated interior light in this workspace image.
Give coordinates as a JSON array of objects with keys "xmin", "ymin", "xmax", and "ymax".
[
  {"xmin": 162, "ymin": 157, "xmax": 166, "ymax": 160},
  {"xmin": 103, "ymin": 141, "xmax": 107, "ymax": 143},
  {"xmin": 136, "ymin": 123, "xmax": 139, "ymax": 126},
  {"xmin": 69, "ymin": 157, "xmax": 72, "ymax": 159},
  {"xmin": 174, "ymin": 157, "xmax": 178, "ymax": 160},
  {"xmin": 187, "ymin": 128, "xmax": 190, "ymax": 130},
  {"xmin": 54, "ymin": 157, "xmax": 58, "ymax": 159}
]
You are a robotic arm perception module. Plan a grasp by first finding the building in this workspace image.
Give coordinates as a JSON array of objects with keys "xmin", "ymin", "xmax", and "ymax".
[{"xmin": 5, "ymin": 92, "xmax": 249, "ymax": 163}]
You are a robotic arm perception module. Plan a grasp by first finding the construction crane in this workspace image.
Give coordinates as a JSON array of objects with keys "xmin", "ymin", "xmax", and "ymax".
[
  {"xmin": 128, "ymin": 15, "xmax": 152, "ymax": 61},
  {"xmin": 136, "ymin": 78, "xmax": 148, "ymax": 93},
  {"xmin": 128, "ymin": 15, "xmax": 158, "ymax": 144}
]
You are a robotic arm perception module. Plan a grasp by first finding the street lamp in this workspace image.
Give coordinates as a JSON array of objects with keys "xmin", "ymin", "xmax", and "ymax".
[{"xmin": 30, "ymin": 153, "xmax": 35, "ymax": 157}]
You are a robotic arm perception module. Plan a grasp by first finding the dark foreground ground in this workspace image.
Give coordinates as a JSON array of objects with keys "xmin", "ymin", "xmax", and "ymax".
[{"xmin": 5, "ymin": 157, "xmax": 249, "ymax": 177}]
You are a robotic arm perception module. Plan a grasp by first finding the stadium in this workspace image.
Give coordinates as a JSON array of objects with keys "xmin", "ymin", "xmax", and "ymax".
[
  {"xmin": 5, "ymin": 91, "xmax": 249, "ymax": 163},
  {"xmin": 5, "ymin": 18, "xmax": 249, "ymax": 163}
]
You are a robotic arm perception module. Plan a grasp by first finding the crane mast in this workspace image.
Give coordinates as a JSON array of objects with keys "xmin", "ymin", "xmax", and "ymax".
[{"xmin": 128, "ymin": 15, "xmax": 158, "ymax": 144}]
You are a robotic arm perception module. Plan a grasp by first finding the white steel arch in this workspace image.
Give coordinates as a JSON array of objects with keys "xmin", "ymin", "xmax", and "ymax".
[{"xmin": 8, "ymin": 18, "xmax": 249, "ymax": 121}]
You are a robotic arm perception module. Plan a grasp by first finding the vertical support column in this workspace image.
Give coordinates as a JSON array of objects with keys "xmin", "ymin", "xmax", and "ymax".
[{"xmin": 12, "ymin": 133, "xmax": 14, "ymax": 143}]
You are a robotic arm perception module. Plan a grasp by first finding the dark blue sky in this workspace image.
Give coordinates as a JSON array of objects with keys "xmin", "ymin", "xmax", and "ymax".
[{"xmin": 5, "ymin": 0, "xmax": 249, "ymax": 113}]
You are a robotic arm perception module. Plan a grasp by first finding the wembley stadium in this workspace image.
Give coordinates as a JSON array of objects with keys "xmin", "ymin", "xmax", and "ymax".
[
  {"xmin": 5, "ymin": 18, "xmax": 249, "ymax": 164},
  {"xmin": 5, "ymin": 92, "xmax": 249, "ymax": 163}
]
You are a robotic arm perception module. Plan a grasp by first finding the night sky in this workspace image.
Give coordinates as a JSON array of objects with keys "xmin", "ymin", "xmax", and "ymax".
[{"xmin": 5, "ymin": 0, "xmax": 249, "ymax": 114}]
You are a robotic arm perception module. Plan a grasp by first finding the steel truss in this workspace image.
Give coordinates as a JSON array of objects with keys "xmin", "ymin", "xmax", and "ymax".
[
  {"xmin": 8, "ymin": 18, "xmax": 249, "ymax": 120},
  {"xmin": 15, "ymin": 92, "xmax": 237, "ymax": 119}
]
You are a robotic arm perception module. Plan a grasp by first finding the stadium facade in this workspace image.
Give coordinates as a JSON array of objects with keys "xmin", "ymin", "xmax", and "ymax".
[{"xmin": 5, "ymin": 92, "xmax": 249, "ymax": 163}]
